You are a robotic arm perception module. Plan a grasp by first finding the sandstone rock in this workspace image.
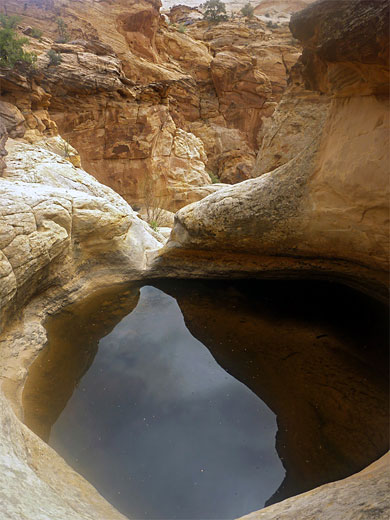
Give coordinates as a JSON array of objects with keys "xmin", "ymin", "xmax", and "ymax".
[
  {"xmin": 254, "ymin": 65, "xmax": 330, "ymax": 176},
  {"xmin": 37, "ymin": 135, "xmax": 81, "ymax": 167},
  {"xmin": 159, "ymin": 0, "xmax": 390, "ymax": 301},
  {"xmin": 254, "ymin": 0, "xmax": 315, "ymax": 20},
  {"xmin": 0, "ymin": 123, "xmax": 165, "ymax": 519},
  {"xmin": 159, "ymin": 93, "xmax": 389, "ymax": 299},
  {"xmin": 0, "ymin": 391, "xmax": 126, "ymax": 520},
  {"xmin": 0, "ymin": 0, "xmax": 302, "ymax": 208},
  {"xmin": 238, "ymin": 454, "xmax": 390, "ymax": 520},
  {"xmin": 0, "ymin": 101, "xmax": 25, "ymax": 138},
  {"xmin": 0, "ymin": 122, "xmax": 8, "ymax": 175},
  {"xmin": 199, "ymin": 19, "xmax": 301, "ymax": 149},
  {"xmin": 0, "ymin": 138, "xmax": 162, "ymax": 329},
  {"xmin": 157, "ymin": 226, "xmax": 172, "ymax": 239},
  {"xmin": 167, "ymin": 5, "xmax": 203, "ymax": 25},
  {"xmin": 215, "ymin": 149, "xmax": 256, "ymax": 184},
  {"xmin": 156, "ymin": 29, "xmax": 212, "ymax": 81},
  {"xmin": 290, "ymin": 0, "xmax": 390, "ymax": 96},
  {"xmin": 68, "ymin": 39, "xmax": 115, "ymax": 56}
]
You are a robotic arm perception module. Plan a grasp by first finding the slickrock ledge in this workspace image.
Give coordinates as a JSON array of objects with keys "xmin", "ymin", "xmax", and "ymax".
[
  {"xmin": 0, "ymin": 139, "xmax": 163, "ymax": 330},
  {"xmin": 155, "ymin": 0, "xmax": 389, "ymax": 301},
  {"xmin": 238, "ymin": 454, "xmax": 390, "ymax": 520}
]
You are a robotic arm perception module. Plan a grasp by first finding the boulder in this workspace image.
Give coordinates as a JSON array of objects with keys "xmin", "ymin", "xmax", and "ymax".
[{"xmin": 0, "ymin": 137, "xmax": 162, "ymax": 330}]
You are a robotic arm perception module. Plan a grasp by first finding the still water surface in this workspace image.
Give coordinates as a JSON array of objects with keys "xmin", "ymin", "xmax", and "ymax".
[
  {"xmin": 23, "ymin": 280, "xmax": 389, "ymax": 520},
  {"xmin": 51, "ymin": 286, "xmax": 284, "ymax": 518}
]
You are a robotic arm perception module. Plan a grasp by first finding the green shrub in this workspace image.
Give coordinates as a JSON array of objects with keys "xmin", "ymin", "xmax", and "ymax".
[
  {"xmin": 149, "ymin": 220, "xmax": 158, "ymax": 232},
  {"xmin": 56, "ymin": 17, "xmax": 69, "ymax": 43},
  {"xmin": 30, "ymin": 27, "xmax": 43, "ymax": 39},
  {"xmin": 0, "ymin": 14, "xmax": 37, "ymax": 68},
  {"xmin": 208, "ymin": 171, "xmax": 221, "ymax": 184},
  {"xmin": 203, "ymin": 0, "xmax": 228, "ymax": 23},
  {"xmin": 0, "ymin": 13, "xmax": 20, "ymax": 30},
  {"xmin": 178, "ymin": 23, "xmax": 186, "ymax": 34},
  {"xmin": 47, "ymin": 49, "xmax": 62, "ymax": 66},
  {"xmin": 241, "ymin": 3, "xmax": 254, "ymax": 18}
]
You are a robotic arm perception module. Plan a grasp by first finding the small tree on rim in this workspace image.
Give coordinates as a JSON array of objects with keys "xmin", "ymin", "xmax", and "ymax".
[
  {"xmin": 0, "ymin": 14, "xmax": 36, "ymax": 68},
  {"xmin": 241, "ymin": 3, "xmax": 254, "ymax": 19},
  {"xmin": 203, "ymin": 0, "xmax": 228, "ymax": 23}
]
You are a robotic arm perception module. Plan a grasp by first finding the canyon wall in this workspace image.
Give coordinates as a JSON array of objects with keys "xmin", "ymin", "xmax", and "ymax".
[
  {"xmin": 0, "ymin": 100, "xmax": 164, "ymax": 332},
  {"xmin": 158, "ymin": 0, "xmax": 389, "ymax": 301},
  {"xmin": 0, "ymin": 0, "xmax": 388, "ymax": 519},
  {"xmin": 0, "ymin": 0, "xmax": 300, "ymax": 210}
]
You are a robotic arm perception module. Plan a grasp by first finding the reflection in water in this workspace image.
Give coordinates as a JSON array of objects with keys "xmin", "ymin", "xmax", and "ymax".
[
  {"xmin": 23, "ymin": 284, "xmax": 284, "ymax": 519},
  {"xmin": 154, "ymin": 279, "xmax": 389, "ymax": 506},
  {"xmin": 22, "ymin": 280, "xmax": 389, "ymax": 520}
]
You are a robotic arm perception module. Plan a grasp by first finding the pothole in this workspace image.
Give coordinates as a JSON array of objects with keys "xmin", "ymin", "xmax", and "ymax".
[{"xmin": 22, "ymin": 279, "xmax": 389, "ymax": 520}]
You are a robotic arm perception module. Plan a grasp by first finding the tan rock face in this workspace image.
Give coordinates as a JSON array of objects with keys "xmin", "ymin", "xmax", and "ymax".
[
  {"xmin": 0, "ymin": 115, "xmax": 165, "ymax": 518},
  {"xmin": 116, "ymin": 0, "xmax": 162, "ymax": 61},
  {"xmin": 159, "ymin": 0, "xmax": 389, "ymax": 301},
  {"xmin": 0, "ymin": 137, "xmax": 162, "ymax": 329},
  {"xmin": 190, "ymin": 19, "xmax": 301, "ymax": 158},
  {"xmin": 289, "ymin": 0, "xmax": 390, "ymax": 96},
  {"xmin": 254, "ymin": 62, "xmax": 330, "ymax": 176},
  {"xmin": 0, "ymin": 0, "xmax": 301, "ymax": 209},
  {"xmin": 254, "ymin": 0, "xmax": 314, "ymax": 18},
  {"xmin": 1, "ymin": 2, "xmax": 387, "ymax": 517},
  {"xmin": 167, "ymin": 4, "xmax": 203, "ymax": 24},
  {"xmin": 238, "ymin": 454, "xmax": 390, "ymax": 520}
]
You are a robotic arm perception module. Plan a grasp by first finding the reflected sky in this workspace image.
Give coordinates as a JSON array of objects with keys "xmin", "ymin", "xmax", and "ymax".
[{"xmin": 50, "ymin": 286, "xmax": 284, "ymax": 520}]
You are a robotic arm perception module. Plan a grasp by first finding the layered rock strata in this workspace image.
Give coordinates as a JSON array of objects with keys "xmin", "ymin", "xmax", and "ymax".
[
  {"xmin": 0, "ymin": 0, "xmax": 300, "ymax": 209},
  {"xmin": 157, "ymin": 0, "xmax": 389, "ymax": 301}
]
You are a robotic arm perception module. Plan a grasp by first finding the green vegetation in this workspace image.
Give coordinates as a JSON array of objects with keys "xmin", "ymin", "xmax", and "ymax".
[
  {"xmin": 0, "ymin": 14, "xmax": 36, "ymax": 69},
  {"xmin": 56, "ymin": 17, "xmax": 69, "ymax": 43},
  {"xmin": 178, "ymin": 23, "xmax": 186, "ymax": 34},
  {"xmin": 241, "ymin": 3, "xmax": 254, "ymax": 19},
  {"xmin": 149, "ymin": 220, "xmax": 159, "ymax": 232},
  {"xmin": 30, "ymin": 27, "xmax": 43, "ymax": 39},
  {"xmin": 47, "ymin": 49, "xmax": 62, "ymax": 66},
  {"xmin": 142, "ymin": 174, "xmax": 168, "ymax": 229},
  {"xmin": 208, "ymin": 171, "xmax": 221, "ymax": 184},
  {"xmin": 203, "ymin": 0, "xmax": 228, "ymax": 23}
]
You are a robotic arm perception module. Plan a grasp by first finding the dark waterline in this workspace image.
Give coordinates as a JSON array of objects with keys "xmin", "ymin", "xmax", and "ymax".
[{"xmin": 23, "ymin": 279, "xmax": 389, "ymax": 520}]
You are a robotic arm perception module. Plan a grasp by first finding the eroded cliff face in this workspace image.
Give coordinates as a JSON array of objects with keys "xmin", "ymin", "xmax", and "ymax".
[
  {"xmin": 0, "ymin": 0, "xmax": 300, "ymax": 209},
  {"xmin": 159, "ymin": 0, "xmax": 389, "ymax": 301}
]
